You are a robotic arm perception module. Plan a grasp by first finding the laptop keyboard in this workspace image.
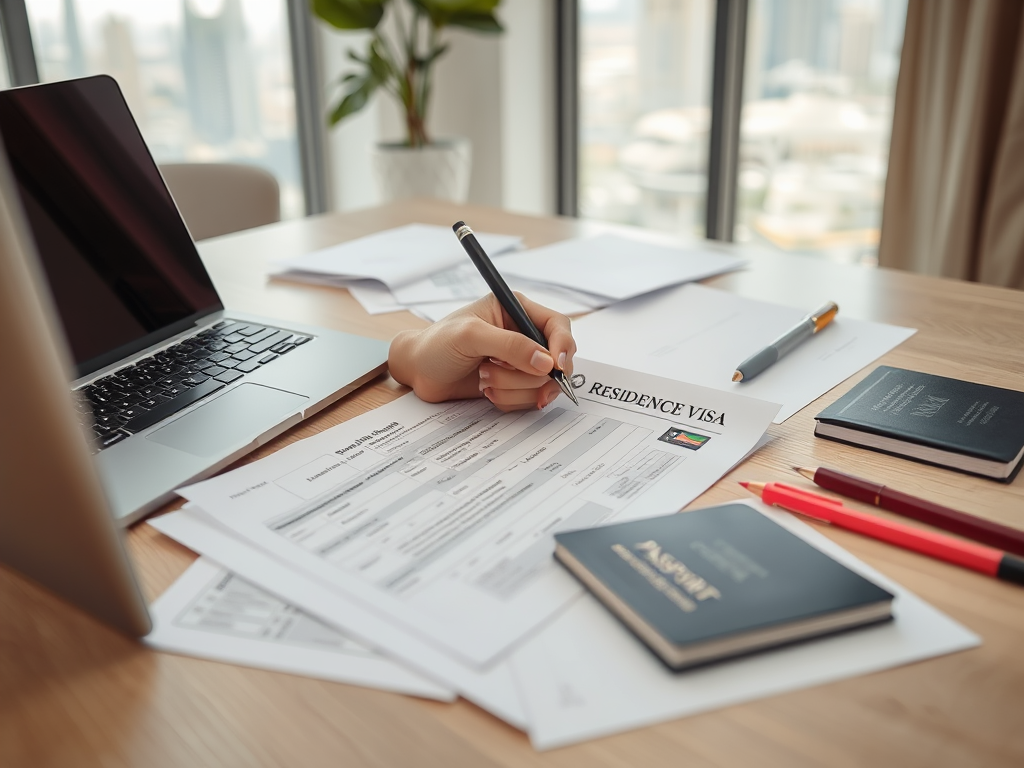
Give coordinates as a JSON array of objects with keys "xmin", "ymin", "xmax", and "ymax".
[{"xmin": 72, "ymin": 320, "xmax": 311, "ymax": 454}]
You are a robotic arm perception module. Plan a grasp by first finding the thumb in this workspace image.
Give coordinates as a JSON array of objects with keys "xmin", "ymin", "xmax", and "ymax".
[{"xmin": 461, "ymin": 320, "xmax": 554, "ymax": 375}]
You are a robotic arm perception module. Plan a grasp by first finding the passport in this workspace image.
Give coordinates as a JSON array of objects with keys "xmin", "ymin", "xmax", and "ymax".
[
  {"xmin": 554, "ymin": 503, "xmax": 893, "ymax": 670},
  {"xmin": 814, "ymin": 366, "xmax": 1024, "ymax": 481}
]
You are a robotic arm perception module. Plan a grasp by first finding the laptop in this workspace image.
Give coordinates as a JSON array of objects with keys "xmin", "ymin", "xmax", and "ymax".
[
  {"xmin": 0, "ymin": 76, "xmax": 389, "ymax": 525},
  {"xmin": 0, "ymin": 124, "xmax": 151, "ymax": 635}
]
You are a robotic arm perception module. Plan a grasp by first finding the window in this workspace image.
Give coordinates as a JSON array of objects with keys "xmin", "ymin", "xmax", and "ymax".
[
  {"xmin": 574, "ymin": 0, "xmax": 907, "ymax": 263},
  {"xmin": 24, "ymin": 0, "xmax": 305, "ymax": 218},
  {"xmin": 738, "ymin": 0, "xmax": 907, "ymax": 264},
  {"xmin": 578, "ymin": 0, "xmax": 716, "ymax": 237},
  {"xmin": 0, "ymin": 34, "xmax": 9, "ymax": 88}
]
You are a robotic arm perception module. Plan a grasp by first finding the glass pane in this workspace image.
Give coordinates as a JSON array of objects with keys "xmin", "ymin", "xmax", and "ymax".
[
  {"xmin": 738, "ymin": 0, "xmax": 908, "ymax": 264},
  {"xmin": 0, "ymin": 36, "xmax": 10, "ymax": 89},
  {"xmin": 579, "ymin": 0, "xmax": 716, "ymax": 237},
  {"xmin": 25, "ymin": 0, "xmax": 304, "ymax": 218}
]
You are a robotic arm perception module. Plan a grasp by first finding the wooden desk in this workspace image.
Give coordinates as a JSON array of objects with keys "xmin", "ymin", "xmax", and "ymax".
[{"xmin": 3, "ymin": 200, "xmax": 1023, "ymax": 767}]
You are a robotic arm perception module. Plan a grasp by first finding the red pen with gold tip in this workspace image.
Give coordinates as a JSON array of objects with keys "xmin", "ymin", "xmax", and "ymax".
[
  {"xmin": 740, "ymin": 480, "xmax": 1024, "ymax": 586},
  {"xmin": 794, "ymin": 465, "xmax": 1024, "ymax": 558}
]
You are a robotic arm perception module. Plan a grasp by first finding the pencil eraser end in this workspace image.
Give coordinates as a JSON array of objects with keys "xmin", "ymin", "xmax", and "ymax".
[{"xmin": 452, "ymin": 221, "xmax": 465, "ymax": 232}]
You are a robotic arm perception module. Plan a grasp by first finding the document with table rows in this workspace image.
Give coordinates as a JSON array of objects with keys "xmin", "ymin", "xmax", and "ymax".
[{"xmin": 179, "ymin": 359, "xmax": 781, "ymax": 667}]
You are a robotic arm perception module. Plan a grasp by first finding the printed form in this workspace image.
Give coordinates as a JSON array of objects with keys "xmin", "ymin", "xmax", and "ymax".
[
  {"xmin": 177, "ymin": 360, "xmax": 780, "ymax": 668},
  {"xmin": 147, "ymin": 557, "xmax": 453, "ymax": 700}
]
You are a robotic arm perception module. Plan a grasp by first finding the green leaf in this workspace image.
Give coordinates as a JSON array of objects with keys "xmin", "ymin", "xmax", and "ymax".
[
  {"xmin": 443, "ymin": 11, "xmax": 502, "ymax": 33},
  {"xmin": 417, "ymin": 43, "xmax": 450, "ymax": 67},
  {"xmin": 328, "ymin": 75, "xmax": 380, "ymax": 124},
  {"xmin": 311, "ymin": 0, "xmax": 387, "ymax": 31},
  {"xmin": 409, "ymin": 0, "xmax": 503, "ymax": 30}
]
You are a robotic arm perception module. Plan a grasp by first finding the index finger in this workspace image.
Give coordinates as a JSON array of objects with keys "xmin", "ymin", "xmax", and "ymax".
[{"xmin": 515, "ymin": 292, "xmax": 577, "ymax": 374}]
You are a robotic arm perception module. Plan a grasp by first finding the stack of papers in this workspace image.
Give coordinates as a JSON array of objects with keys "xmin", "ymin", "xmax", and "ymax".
[
  {"xmin": 147, "ymin": 359, "xmax": 978, "ymax": 748},
  {"xmin": 273, "ymin": 225, "xmax": 747, "ymax": 323}
]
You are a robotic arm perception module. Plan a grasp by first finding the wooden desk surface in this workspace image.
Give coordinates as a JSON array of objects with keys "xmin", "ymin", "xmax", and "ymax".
[{"xmin": 3, "ymin": 199, "xmax": 1023, "ymax": 767}]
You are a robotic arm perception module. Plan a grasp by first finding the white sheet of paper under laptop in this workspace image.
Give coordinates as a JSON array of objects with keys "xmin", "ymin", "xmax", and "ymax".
[
  {"xmin": 273, "ymin": 223, "xmax": 522, "ymax": 290},
  {"xmin": 494, "ymin": 234, "xmax": 747, "ymax": 301}
]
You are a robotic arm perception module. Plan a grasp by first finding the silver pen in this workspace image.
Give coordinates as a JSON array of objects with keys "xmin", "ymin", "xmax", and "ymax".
[{"xmin": 732, "ymin": 301, "xmax": 839, "ymax": 382}]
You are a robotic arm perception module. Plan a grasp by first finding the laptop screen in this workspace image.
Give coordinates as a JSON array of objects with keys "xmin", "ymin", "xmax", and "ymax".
[{"xmin": 0, "ymin": 76, "xmax": 222, "ymax": 379}]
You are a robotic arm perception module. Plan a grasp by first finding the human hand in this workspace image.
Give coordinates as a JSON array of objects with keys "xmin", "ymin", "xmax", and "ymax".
[{"xmin": 388, "ymin": 293, "xmax": 576, "ymax": 411}]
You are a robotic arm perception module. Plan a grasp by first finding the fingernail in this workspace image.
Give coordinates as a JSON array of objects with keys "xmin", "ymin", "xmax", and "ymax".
[
  {"xmin": 530, "ymin": 350, "xmax": 552, "ymax": 371},
  {"xmin": 557, "ymin": 352, "xmax": 566, "ymax": 370}
]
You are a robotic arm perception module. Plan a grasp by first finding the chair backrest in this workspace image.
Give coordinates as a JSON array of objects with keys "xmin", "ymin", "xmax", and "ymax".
[{"xmin": 158, "ymin": 162, "xmax": 281, "ymax": 241}]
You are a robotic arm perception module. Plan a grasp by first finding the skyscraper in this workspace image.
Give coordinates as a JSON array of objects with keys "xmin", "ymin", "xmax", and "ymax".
[
  {"xmin": 181, "ymin": 0, "xmax": 261, "ymax": 146},
  {"xmin": 63, "ymin": 0, "xmax": 87, "ymax": 78}
]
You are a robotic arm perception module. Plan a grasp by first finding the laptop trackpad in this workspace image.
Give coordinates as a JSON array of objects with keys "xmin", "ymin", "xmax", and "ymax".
[{"xmin": 147, "ymin": 383, "xmax": 307, "ymax": 457}]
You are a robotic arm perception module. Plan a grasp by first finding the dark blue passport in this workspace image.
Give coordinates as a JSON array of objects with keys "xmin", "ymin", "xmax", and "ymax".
[
  {"xmin": 554, "ymin": 503, "xmax": 893, "ymax": 670},
  {"xmin": 815, "ymin": 366, "xmax": 1024, "ymax": 481}
]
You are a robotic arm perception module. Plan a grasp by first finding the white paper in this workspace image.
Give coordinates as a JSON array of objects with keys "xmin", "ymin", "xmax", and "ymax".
[
  {"xmin": 176, "ymin": 360, "xmax": 779, "ymax": 668},
  {"xmin": 146, "ymin": 556, "xmax": 454, "ymax": 701},
  {"xmin": 495, "ymin": 234, "xmax": 746, "ymax": 301},
  {"xmin": 149, "ymin": 508, "xmax": 529, "ymax": 728},
  {"xmin": 509, "ymin": 500, "xmax": 981, "ymax": 750},
  {"xmin": 409, "ymin": 284, "xmax": 602, "ymax": 324},
  {"xmin": 572, "ymin": 283, "xmax": 917, "ymax": 423},
  {"xmin": 274, "ymin": 223, "xmax": 521, "ymax": 290}
]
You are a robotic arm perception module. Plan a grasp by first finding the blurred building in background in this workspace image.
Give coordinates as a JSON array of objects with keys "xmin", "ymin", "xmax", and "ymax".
[
  {"xmin": 25, "ymin": 0, "xmax": 304, "ymax": 217},
  {"xmin": 580, "ymin": 0, "xmax": 907, "ymax": 264}
]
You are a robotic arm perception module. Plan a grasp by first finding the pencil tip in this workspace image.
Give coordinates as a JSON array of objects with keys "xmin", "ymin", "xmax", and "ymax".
[
  {"xmin": 732, "ymin": 371, "xmax": 743, "ymax": 382},
  {"xmin": 738, "ymin": 481, "xmax": 749, "ymax": 489},
  {"xmin": 793, "ymin": 466, "xmax": 816, "ymax": 480}
]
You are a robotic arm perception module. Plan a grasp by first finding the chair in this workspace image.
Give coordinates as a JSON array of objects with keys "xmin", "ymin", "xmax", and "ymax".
[{"xmin": 158, "ymin": 162, "xmax": 281, "ymax": 241}]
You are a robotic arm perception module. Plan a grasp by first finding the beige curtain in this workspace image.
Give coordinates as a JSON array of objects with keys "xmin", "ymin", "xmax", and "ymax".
[{"xmin": 879, "ymin": 0, "xmax": 1024, "ymax": 288}]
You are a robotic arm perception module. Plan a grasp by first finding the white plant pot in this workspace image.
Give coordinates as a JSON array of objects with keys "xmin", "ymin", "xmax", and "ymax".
[{"xmin": 372, "ymin": 138, "xmax": 472, "ymax": 204}]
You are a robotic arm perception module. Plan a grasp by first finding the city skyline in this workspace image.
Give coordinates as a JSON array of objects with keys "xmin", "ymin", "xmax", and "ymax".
[{"xmin": 24, "ymin": 0, "xmax": 304, "ymax": 217}]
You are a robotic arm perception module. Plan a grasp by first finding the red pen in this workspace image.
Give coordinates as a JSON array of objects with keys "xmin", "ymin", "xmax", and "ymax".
[{"xmin": 740, "ymin": 481, "xmax": 1024, "ymax": 586}]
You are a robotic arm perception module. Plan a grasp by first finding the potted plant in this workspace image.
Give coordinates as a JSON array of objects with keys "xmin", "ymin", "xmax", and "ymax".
[{"xmin": 311, "ymin": 0, "xmax": 503, "ymax": 203}]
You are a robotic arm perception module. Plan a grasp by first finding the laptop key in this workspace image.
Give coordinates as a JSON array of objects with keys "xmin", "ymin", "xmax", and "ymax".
[
  {"xmin": 97, "ymin": 431, "xmax": 129, "ymax": 450},
  {"xmin": 249, "ymin": 331, "xmax": 291, "ymax": 354},
  {"xmin": 237, "ymin": 324, "xmax": 266, "ymax": 337},
  {"xmin": 224, "ymin": 341, "xmax": 248, "ymax": 354},
  {"xmin": 214, "ymin": 369, "xmax": 244, "ymax": 384},
  {"xmin": 122, "ymin": 379, "xmax": 226, "ymax": 434},
  {"xmin": 222, "ymin": 333, "xmax": 246, "ymax": 344},
  {"xmin": 139, "ymin": 394, "xmax": 171, "ymax": 410},
  {"xmin": 203, "ymin": 366, "xmax": 227, "ymax": 378},
  {"xmin": 292, "ymin": 336, "xmax": 311, "ymax": 345},
  {"xmin": 232, "ymin": 349, "xmax": 256, "ymax": 361},
  {"xmin": 182, "ymin": 372, "xmax": 211, "ymax": 386},
  {"xmin": 208, "ymin": 351, "xmax": 232, "ymax": 363},
  {"xmin": 119, "ymin": 405, "xmax": 149, "ymax": 420},
  {"xmin": 206, "ymin": 341, "xmax": 229, "ymax": 352},
  {"xmin": 273, "ymin": 343, "xmax": 296, "ymax": 355},
  {"xmin": 246, "ymin": 327, "xmax": 276, "ymax": 344},
  {"xmin": 258, "ymin": 353, "xmax": 279, "ymax": 364},
  {"xmin": 234, "ymin": 359, "xmax": 262, "ymax": 373}
]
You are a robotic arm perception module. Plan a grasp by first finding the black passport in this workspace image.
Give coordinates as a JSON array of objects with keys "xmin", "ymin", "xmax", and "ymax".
[
  {"xmin": 554, "ymin": 504, "xmax": 893, "ymax": 670},
  {"xmin": 814, "ymin": 366, "xmax": 1024, "ymax": 481}
]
